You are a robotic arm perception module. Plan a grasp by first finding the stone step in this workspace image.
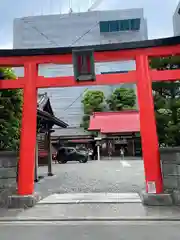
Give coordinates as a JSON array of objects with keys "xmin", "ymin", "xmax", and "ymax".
[
  {"xmin": 13, "ymin": 202, "xmax": 180, "ymax": 221},
  {"xmin": 38, "ymin": 193, "xmax": 142, "ymax": 204}
]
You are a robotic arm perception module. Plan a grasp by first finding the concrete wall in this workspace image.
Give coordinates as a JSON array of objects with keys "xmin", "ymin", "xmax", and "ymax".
[
  {"xmin": 0, "ymin": 152, "xmax": 17, "ymax": 205},
  {"xmin": 160, "ymin": 147, "xmax": 180, "ymax": 192},
  {"xmin": 13, "ymin": 9, "xmax": 148, "ymax": 48},
  {"xmin": 173, "ymin": 1, "xmax": 180, "ymax": 36}
]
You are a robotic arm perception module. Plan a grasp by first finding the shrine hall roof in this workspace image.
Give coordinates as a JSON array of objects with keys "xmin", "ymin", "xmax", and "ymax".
[
  {"xmin": 37, "ymin": 93, "xmax": 68, "ymax": 128},
  {"xmin": 88, "ymin": 111, "xmax": 140, "ymax": 134},
  {"xmin": 0, "ymin": 36, "xmax": 180, "ymax": 57}
]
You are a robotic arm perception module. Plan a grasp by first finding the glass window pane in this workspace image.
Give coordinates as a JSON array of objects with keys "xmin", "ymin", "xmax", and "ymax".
[
  {"xmin": 99, "ymin": 21, "xmax": 109, "ymax": 33},
  {"xmin": 130, "ymin": 18, "xmax": 141, "ymax": 30},
  {"xmin": 119, "ymin": 20, "xmax": 130, "ymax": 31},
  {"xmin": 109, "ymin": 20, "xmax": 119, "ymax": 32}
]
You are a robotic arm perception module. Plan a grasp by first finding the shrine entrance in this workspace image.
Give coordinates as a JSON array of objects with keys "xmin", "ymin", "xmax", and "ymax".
[{"xmin": 1, "ymin": 36, "xmax": 180, "ymax": 197}]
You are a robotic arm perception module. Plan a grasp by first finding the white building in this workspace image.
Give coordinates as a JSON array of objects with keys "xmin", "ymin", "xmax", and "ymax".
[
  {"xmin": 13, "ymin": 9, "xmax": 148, "ymax": 133},
  {"xmin": 173, "ymin": 1, "xmax": 180, "ymax": 36}
]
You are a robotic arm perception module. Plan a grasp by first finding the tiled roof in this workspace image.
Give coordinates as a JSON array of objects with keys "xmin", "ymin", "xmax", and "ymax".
[
  {"xmin": 89, "ymin": 111, "xmax": 140, "ymax": 133},
  {"xmin": 37, "ymin": 93, "xmax": 68, "ymax": 128}
]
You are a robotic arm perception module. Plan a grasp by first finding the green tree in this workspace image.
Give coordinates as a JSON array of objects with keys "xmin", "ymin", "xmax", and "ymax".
[
  {"xmin": 81, "ymin": 90, "xmax": 105, "ymax": 130},
  {"xmin": 151, "ymin": 56, "xmax": 180, "ymax": 146},
  {"xmin": 106, "ymin": 88, "xmax": 136, "ymax": 111},
  {"xmin": 0, "ymin": 68, "xmax": 23, "ymax": 150}
]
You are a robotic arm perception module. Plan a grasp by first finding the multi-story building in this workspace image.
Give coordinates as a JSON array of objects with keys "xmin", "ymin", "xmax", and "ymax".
[
  {"xmin": 173, "ymin": 1, "xmax": 180, "ymax": 36},
  {"xmin": 13, "ymin": 8, "xmax": 148, "ymax": 136}
]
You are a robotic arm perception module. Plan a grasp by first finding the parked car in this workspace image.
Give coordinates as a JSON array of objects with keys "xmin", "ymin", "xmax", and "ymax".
[{"xmin": 57, "ymin": 147, "xmax": 88, "ymax": 164}]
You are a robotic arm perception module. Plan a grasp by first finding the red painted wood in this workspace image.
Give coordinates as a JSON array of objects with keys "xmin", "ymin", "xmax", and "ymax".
[
  {"xmin": 0, "ymin": 54, "xmax": 72, "ymax": 66},
  {"xmin": 17, "ymin": 63, "xmax": 37, "ymax": 195},
  {"xmin": 144, "ymin": 44, "xmax": 180, "ymax": 57},
  {"xmin": 0, "ymin": 44, "xmax": 180, "ymax": 67},
  {"xmin": 136, "ymin": 54, "xmax": 163, "ymax": 194},
  {"xmin": 36, "ymin": 71, "xmax": 137, "ymax": 88},
  {"xmin": 0, "ymin": 78, "xmax": 25, "ymax": 89},
  {"xmin": 95, "ymin": 45, "xmax": 180, "ymax": 60},
  {"xmin": 1, "ymin": 69, "xmax": 180, "ymax": 90},
  {"xmin": 151, "ymin": 69, "xmax": 180, "ymax": 82},
  {"xmin": 36, "ymin": 69, "xmax": 180, "ymax": 88}
]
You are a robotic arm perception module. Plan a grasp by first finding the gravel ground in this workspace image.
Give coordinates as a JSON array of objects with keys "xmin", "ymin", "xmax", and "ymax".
[{"xmin": 35, "ymin": 159, "xmax": 145, "ymax": 198}]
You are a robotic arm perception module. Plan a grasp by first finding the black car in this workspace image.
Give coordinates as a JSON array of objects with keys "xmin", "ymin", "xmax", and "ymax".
[{"xmin": 57, "ymin": 147, "xmax": 88, "ymax": 164}]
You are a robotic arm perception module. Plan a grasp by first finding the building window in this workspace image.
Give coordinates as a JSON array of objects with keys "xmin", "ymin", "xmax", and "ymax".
[
  {"xmin": 119, "ymin": 20, "xmax": 130, "ymax": 31},
  {"xmin": 130, "ymin": 18, "xmax": 141, "ymax": 30},
  {"xmin": 99, "ymin": 18, "xmax": 141, "ymax": 33},
  {"xmin": 109, "ymin": 20, "xmax": 119, "ymax": 32},
  {"xmin": 99, "ymin": 21, "xmax": 109, "ymax": 33},
  {"xmin": 178, "ymin": 8, "xmax": 180, "ymax": 15}
]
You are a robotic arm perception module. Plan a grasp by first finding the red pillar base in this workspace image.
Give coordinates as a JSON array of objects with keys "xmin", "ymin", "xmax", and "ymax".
[
  {"xmin": 141, "ymin": 191, "xmax": 173, "ymax": 206},
  {"xmin": 8, "ymin": 193, "xmax": 41, "ymax": 209}
]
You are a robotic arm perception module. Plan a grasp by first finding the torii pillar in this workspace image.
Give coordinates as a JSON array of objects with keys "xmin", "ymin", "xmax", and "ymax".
[
  {"xmin": 136, "ymin": 55, "xmax": 171, "ymax": 205},
  {"xmin": 8, "ymin": 63, "xmax": 40, "ymax": 208}
]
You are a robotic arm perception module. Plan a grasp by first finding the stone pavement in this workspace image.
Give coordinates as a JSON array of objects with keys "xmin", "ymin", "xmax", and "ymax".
[
  {"xmin": 1, "ymin": 192, "xmax": 180, "ymax": 221},
  {"xmin": 35, "ymin": 159, "xmax": 145, "ymax": 199},
  {"xmin": 1, "ymin": 221, "xmax": 180, "ymax": 240},
  {"xmin": 1, "ymin": 161, "xmax": 180, "ymax": 239},
  {"xmin": 1, "ymin": 159, "xmax": 179, "ymax": 222},
  {"xmin": 2, "ymin": 202, "xmax": 180, "ymax": 221},
  {"xmin": 38, "ymin": 192, "xmax": 142, "ymax": 204}
]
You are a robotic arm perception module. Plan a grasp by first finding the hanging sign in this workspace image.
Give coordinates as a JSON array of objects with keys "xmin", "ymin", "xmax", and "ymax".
[{"xmin": 73, "ymin": 49, "xmax": 96, "ymax": 81}]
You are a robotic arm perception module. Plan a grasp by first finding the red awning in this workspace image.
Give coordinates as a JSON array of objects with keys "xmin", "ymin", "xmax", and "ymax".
[{"xmin": 88, "ymin": 111, "xmax": 140, "ymax": 134}]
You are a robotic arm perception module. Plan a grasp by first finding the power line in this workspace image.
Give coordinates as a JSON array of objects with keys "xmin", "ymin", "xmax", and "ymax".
[
  {"xmin": 63, "ymin": 88, "xmax": 88, "ymax": 111},
  {"xmin": 21, "ymin": 18, "xmax": 59, "ymax": 47},
  {"xmin": 70, "ymin": 21, "xmax": 99, "ymax": 46}
]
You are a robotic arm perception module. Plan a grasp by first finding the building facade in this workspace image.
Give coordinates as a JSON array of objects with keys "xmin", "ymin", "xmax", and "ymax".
[
  {"xmin": 13, "ymin": 9, "xmax": 148, "ymax": 131},
  {"xmin": 173, "ymin": 1, "xmax": 180, "ymax": 36}
]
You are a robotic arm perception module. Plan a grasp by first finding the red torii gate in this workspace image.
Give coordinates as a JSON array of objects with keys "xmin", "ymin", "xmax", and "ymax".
[{"xmin": 1, "ymin": 36, "xmax": 180, "ymax": 197}]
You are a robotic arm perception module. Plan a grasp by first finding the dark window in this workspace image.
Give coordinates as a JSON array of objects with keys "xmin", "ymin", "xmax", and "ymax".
[
  {"xmin": 178, "ymin": 8, "xmax": 180, "ymax": 15},
  {"xmin": 130, "ymin": 18, "xmax": 141, "ymax": 30},
  {"xmin": 99, "ymin": 21, "xmax": 109, "ymax": 32},
  {"xmin": 100, "ymin": 18, "xmax": 141, "ymax": 33},
  {"xmin": 109, "ymin": 20, "xmax": 119, "ymax": 32},
  {"xmin": 119, "ymin": 20, "xmax": 130, "ymax": 31}
]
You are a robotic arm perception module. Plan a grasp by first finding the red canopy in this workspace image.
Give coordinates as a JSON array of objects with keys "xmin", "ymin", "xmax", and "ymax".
[{"xmin": 88, "ymin": 111, "xmax": 140, "ymax": 134}]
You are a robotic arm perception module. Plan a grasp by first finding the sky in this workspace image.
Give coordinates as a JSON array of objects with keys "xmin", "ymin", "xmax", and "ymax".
[{"xmin": 0, "ymin": 0, "xmax": 179, "ymax": 49}]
